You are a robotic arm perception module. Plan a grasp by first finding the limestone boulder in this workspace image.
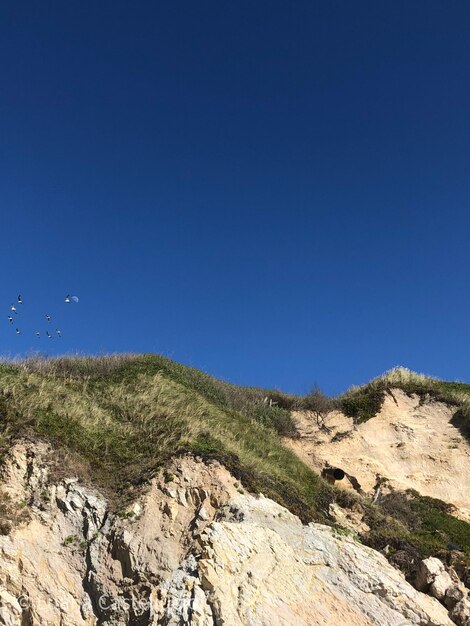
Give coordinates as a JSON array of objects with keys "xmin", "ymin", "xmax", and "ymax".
[{"xmin": 196, "ymin": 494, "xmax": 453, "ymax": 626}]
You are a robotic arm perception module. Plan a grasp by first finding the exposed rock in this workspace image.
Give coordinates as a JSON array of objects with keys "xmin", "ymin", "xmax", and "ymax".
[
  {"xmin": 155, "ymin": 555, "xmax": 213, "ymax": 625},
  {"xmin": 413, "ymin": 557, "xmax": 470, "ymax": 621},
  {"xmin": 0, "ymin": 442, "xmax": 237, "ymax": 625},
  {"xmin": 0, "ymin": 441, "xmax": 456, "ymax": 626},
  {"xmin": 0, "ymin": 589, "xmax": 22, "ymax": 626},
  {"xmin": 196, "ymin": 493, "xmax": 453, "ymax": 626},
  {"xmin": 445, "ymin": 584, "xmax": 466, "ymax": 610},
  {"xmin": 287, "ymin": 389, "xmax": 470, "ymax": 521},
  {"xmin": 431, "ymin": 571, "xmax": 454, "ymax": 601},
  {"xmin": 451, "ymin": 598, "xmax": 470, "ymax": 626},
  {"xmin": 416, "ymin": 557, "xmax": 447, "ymax": 592}
]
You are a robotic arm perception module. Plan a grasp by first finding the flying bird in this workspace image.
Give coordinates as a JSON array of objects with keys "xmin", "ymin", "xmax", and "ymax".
[
  {"xmin": 8, "ymin": 316, "xmax": 13, "ymax": 324},
  {"xmin": 17, "ymin": 295, "xmax": 23, "ymax": 304},
  {"xmin": 46, "ymin": 314, "xmax": 51, "ymax": 322},
  {"xmin": 65, "ymin": 294, "xmax": 71, "ymax": 303},
  {"xmin": 15, "ymin": 328, "xmax": 21, "ymax": 335},
  {"xmin": 56, "ymin": 329, "xmax": 62, "ymax": 338},
  {"xmin": 46, "ymin": 331, "xmax": 52, "ymax": 339},
  {"xmin": 35, "ymin": 331, "xmax": 40, "ymax": 338},
  {"xmin": 11, "ymin": 304, "xmax": 17, "ymax": 314}
]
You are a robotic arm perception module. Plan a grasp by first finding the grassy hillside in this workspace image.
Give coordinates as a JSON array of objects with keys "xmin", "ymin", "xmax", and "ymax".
[
  {"xmin": 0, "ymin": 354, "xmax": 329, "ymax": 521},
  {"xmin": 1, "ymin": 355, "xmax": 470, "ymax": 581}
]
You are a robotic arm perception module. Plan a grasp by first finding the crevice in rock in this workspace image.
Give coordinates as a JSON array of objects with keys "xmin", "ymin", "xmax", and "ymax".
[
  {"xmin": 81, "ymin": 511, "xmax": 112, "ymax": 625},
  {"xmin": 81, "ymin": 538, "xmax": 106, "ymax": 625}
]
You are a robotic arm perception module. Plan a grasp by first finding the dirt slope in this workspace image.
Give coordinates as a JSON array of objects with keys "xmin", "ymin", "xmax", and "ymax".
[{"xmin": 285, "ymin": 389, "xmax": 470, "ymax": 520}]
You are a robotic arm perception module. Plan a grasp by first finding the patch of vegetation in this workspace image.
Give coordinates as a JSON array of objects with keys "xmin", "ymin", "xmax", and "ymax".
[
  {"xmin": 340, "ymin": 387, "xmax": 385, "ymax": 423},
  {"xmin": 163, "ymin": 469, "xmax": 175, "ymax": 483},
  {"xmin": 116, "ymin": 509, "xmax": 136, "ymax": 520},
  {"xmin": 295, "ymin": 386, "xmax": 339, "ymax": 430},
  {"xmin": 296, "ymin": 386, "xmax": 338, "ymax": 413},
  {"xmin": 62, "ymin": 534, "xmax": 78, "ymax": 546},
  {"xmin": 0, "ymin": 490, "xmax": 29, "ymax": 535},
  {"xmin": 363, "ymin": 490, "xmax": 470, "ymax": 579},
  {"xmin": 337, "ymin": 367, "xmax": 470, "ymax": 427},
  {"xmin": 333, "ymin": 525, "xmax": 359, "ymax": 541}
]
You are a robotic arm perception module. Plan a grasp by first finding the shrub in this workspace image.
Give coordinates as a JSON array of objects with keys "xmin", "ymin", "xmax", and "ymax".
[{"xmin": 340, "ymin": 386, "xmax": 385, "ymax": 423}]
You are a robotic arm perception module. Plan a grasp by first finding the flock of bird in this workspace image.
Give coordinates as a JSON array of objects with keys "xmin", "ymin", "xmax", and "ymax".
[{"xmin": 7, "ymin": 294, "xmax": 79, "ymax": 339}]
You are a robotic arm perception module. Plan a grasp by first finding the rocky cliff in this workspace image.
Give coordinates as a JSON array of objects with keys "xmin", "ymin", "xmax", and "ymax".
[{"xmin": 0, "ymin": 441, "xmax": 456, "ymax": 626}]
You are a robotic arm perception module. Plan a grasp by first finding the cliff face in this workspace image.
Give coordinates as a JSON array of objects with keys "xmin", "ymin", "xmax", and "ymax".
[
  {"xmin": 286, "ymin": 389, "xmax": 470, "ymax": 520},
  {"xmin": 0, "ymin": 441, "xmax": 453, "ymax": 626}
]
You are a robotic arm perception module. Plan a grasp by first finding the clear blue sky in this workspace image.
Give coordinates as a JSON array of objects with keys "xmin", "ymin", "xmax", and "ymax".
[{"xmin": 1, "ymin": 2, "xmax": 469, "ymax": 395}]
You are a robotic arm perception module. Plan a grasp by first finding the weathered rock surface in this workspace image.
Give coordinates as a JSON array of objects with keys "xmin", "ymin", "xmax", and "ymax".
[
  {"xmin": 0, "ymin": 442, "xmax": 237, "ymax": 625},
  {"xmin": 197, "ymin": 494, "xmax": 453, "ymax": 626},
  {"xmin": 415, "ymin": 557, "xmax": 470, "ymax": 626},
  {"xmin": 286, "ymin": 389, "xmax": 470, "ymax": 521},
  {"xmin": 416, "ymin": 558, "xmax": 449, "ymax": 593},
  {"xmin": 0, "ymin": 442, "xmax": 455, "ymax": 625},
  {"xmin": 451, "ymin": 598, "xmax": 470, "ymax": 626}
]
